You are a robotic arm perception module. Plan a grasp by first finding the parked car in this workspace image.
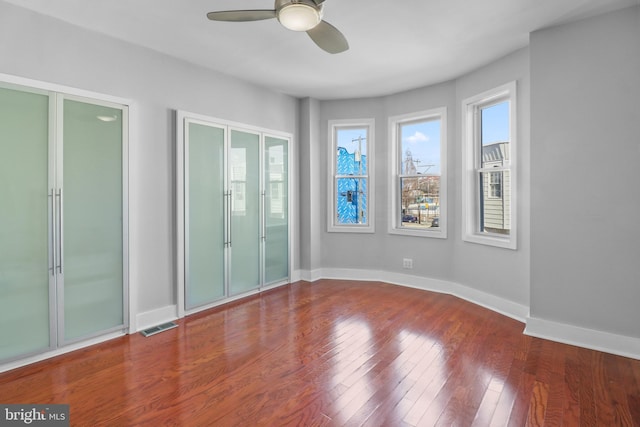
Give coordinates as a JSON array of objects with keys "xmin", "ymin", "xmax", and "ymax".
[
  {"xmin": 402, "ymin": 214, "xmax": 418, "ymax": 223},
  {"xmin": 431, "ymin": 217, "xmax": 439, "ymax": 227}
]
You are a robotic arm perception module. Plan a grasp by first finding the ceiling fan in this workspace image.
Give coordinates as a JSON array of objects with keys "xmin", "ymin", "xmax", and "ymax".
[{"xmin": 207, "ymin": 0, "xmax": 349, "ymax": 54}]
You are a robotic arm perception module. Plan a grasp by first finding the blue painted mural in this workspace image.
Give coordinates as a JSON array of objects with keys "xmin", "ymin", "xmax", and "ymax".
[{"xmin": 336, "ymin": 146, "xmax": 367, "ymax": 224}]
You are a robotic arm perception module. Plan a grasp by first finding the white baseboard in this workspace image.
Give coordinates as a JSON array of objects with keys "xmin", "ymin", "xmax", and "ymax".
[
  {"xmin": 0, "ymin": 331, "xmax": 125, "ymax": 374},
  {"xmin": 298, "ymin": 268, "xmax": 323, "ymax": 282},
  {"xmin": 524, "ymin": 317, "xmax": 640, "ymax": 360},
  {"xmin": 136, "ymin": 305, "xmax": 178, "ymax": 332},
  {"xmin": 309, "ymin": 267, "xmax": 529, "ymax": 322},
  {"xmin": 301, "ymin": 268, "xmax": 639, "ymax": 360},
  {"xmin": 290, "ymin": 269, "xmax": 303, "ymax": 283}
]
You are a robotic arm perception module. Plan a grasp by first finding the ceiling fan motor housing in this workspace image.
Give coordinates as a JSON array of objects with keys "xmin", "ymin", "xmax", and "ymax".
[
  {"xmin": 276, "ymin": 0, "xmax": 324, "ymax": 31},
  {"xmin": 275, "ymin": 0, "xmax": 323, "ymax": 12}
]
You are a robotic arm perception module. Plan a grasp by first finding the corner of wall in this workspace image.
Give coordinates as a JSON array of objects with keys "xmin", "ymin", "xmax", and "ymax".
[
  {"xmin": 525, "ymin": 316, "xmax": 640, "ymax": 360},
  {"xmin": 135, "ymin": 305, "xmax": 178, "ymax": 333}
]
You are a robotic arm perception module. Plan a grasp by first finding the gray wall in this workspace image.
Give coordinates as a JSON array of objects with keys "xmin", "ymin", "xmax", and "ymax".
[
  {"xmin": 0, "ymin": 2, "xmax": 299, "ymax": 317},
  {"xmin": 453, "ymin": 48, "xmax": 531, "ymax": 307},
  {"xmin": 530, "ymin": 6, "xmax": 640, "ymax": 337},
  {"xmin": 298, "ymin": 97, "xmax": 321, "ymax": 272},
  {"xmin": 3, "ymin": 0, "xmax": 638, "ymax": 350},
  {"xmin": 314, "ymin": 49, "xmax": 530, "ymax": 307}
]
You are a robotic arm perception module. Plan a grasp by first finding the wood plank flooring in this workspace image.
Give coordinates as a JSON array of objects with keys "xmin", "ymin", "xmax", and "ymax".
[{"xmin": 1, "ymin": 280, "xmax": 639, "ymax": 426}]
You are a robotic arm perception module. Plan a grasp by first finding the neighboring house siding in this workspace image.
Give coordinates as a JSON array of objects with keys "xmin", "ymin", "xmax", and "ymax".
[{"xmin": 482, "ymin": 142, "xmax": 510, "ymax": 233}]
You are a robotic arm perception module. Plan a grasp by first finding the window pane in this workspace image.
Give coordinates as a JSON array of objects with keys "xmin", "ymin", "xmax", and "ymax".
[
  {"xmin": 0, "ymin": 86, "xmax": 51, "ymax": 360},
  {"xmin": 264, "ymin": 136, "xmax": 288, "ymax": 284},
  {"xmin": 479, "ymin": 170, "xmax": 511, "ymax": 235},
  {"xmin": 186, "ymin": 122, "xmax": 225, "ymax": 309},
  {"xmin": 481, "ymin": 101, "xmax": 510, "ymax": 168},
  {"xmin": 336, "ymin": 128, "xmax": 367, "ymax": 176},
  {"xmin": 336, "ymin": 178, "xmax": 367, "ymax": 224},
  {"xmin": 400, "ymin": 177, "xmax": 440, "ymax": 229},
  {"xmin": 229, "ymin": 130, "xmax": 260, "ymax": 295},
  {"xmin": 479, "ymin": 100, "xmax": 510, "ymax": 236},
  {"xmin": 63, "ymin": 99, "xmax": 124, "ymax": 342},
  {"xmin": 400, "ymin": 119, "xmax": 441, "ymax": 175}
]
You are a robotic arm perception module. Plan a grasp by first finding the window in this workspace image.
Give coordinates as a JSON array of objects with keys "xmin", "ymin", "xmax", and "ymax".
[
  {"xmin": 328, "ymin": 119, "xmax": 375, "ymax": 233},
  {"xmin": 489, "ymin": 172, "xmax": 502, "ymax": 198},
  {"xmin": 389, "ymin": 108, "xmax": 447, "ymax": 238},
  {"xmin": 462, "ymin": 82, "xmax": 517, "ymax": 249}
]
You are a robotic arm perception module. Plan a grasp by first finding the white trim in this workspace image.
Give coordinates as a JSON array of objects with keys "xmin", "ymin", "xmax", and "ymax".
[
  {"xmin": 176, "ymin": 109, "xmax": 292, "ymax": 140},
  {"xmin": 290, "ymin": 269, "xmax": 304, "ymax": 283},
  {"xmin": 176, "ymin": 110, "xmax": 294, "ymax": 319},
  {"xmin": 525, "ymin": 317, "xmax": 640, "ymax": 360},
  {"xmin": 327, "ymin": 118, "xmax": 375, "ymax": 233},
  {"xmin": 176, "ymin": 112, "xmax": 187, "ymax": 318},
  {"xmin": 182, "ymin": 282, "xmax": 290, "ymax": 318},
  {"xmin": 0, "ymin": 331, "xmax": 125, "ymax": 374},
  {"xmin": 297, "ymin": 268, "xmax": 640, "ymax": 360},
  {"xmin": 262, "ymin": 132, "xmax": 294, "ymax": 289},
  {"xmin": 0, "ymin": 72, "xmax": 130, "ymax": 106},
  {"xmin": 0, "ymin": 73, "xmax": 135, "ymax": 368},
  {"xmin": 302, "ymin": 268, "xmax": 528, "ymax": 322},
  {"xmin": 388, "ymin": 107, "xmax": 447, "ymax": 239},
  {"xmin": 127, "ymin": 101, "xmax": 139, "ymax": 334},
  {"xmin": 461, "ymin": 81, "xmax": 517, "ymax": 250},
  {"xmin": 135, "ymin": 305, "xmax": 178, "ymax": 333}
]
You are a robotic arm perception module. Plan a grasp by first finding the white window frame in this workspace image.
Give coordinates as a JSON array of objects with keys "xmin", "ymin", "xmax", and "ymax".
[
  {"xmin": 462, "ymin": 81, "xmax": 517, "ymax": 249},
  {"xmin": 488, "ymin": 171, "xmax": 502, "ymax": 199},
  {"xmin": 388, "ymin": 108, "xmax": 447, "ymax": 238},
  {"xmin": 327, "ymin": 118, "xmax": 375, "ymax": 233}
]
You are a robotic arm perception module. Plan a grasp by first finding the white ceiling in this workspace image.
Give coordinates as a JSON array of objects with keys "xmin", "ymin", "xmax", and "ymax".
[{"xmin": 5, "ymin": 0, "xmax": 638, "ymax": 100}]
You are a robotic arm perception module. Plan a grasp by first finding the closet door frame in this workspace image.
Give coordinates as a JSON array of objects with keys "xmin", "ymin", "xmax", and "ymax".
[
  {"xmin": 183, "ymin": 118, "xmax": 229, "ymax": 310},
  {"xmin": 0, "ymin": 73, "xmax": 131, "ymax": 371},
  {"xmin": 55, "ymin": 93, "xmax": 130, "ymax": 345},
  {"xmin": 262, "ymin": 133, "xmax": 291, "ymax": 289},
  {"xmin": 228, "ymin": 126, "xmax": 263, "ymax": 297},
  {"xmin": 176, "ymin": 110, "xmax": 293, "ymax": 318}
]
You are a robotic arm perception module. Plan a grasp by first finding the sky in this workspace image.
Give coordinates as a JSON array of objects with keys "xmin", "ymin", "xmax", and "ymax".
[
  {"xmin": 401, "ymin": 119, "xmax": 441, "ymax": 174},
  {"xmin": 481, "ymin": 101, "xmax": 510, "ymax": 145},
  {"xmin": 336, "ymin": 127, "xmax": 368, "ymax": 158},
  {"xmin": 336, "ymin": 100, "xmax": 509, "ymax": 176}
]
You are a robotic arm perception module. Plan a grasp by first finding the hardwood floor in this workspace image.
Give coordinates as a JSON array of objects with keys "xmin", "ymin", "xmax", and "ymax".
[{"xmin": 1, "ymin": 280, "xmax": 639, "ymax": 426}]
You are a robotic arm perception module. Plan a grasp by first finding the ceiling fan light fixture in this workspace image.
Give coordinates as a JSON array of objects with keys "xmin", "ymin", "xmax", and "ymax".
[{"xmin": 278, "ymin": 3, "xmax": 320, "ymax": 32}]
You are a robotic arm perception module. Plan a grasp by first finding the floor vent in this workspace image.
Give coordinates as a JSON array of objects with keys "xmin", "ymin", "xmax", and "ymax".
[{"xmin": 140, "ymin": 321, "xmax": 178, "ymax": 337}]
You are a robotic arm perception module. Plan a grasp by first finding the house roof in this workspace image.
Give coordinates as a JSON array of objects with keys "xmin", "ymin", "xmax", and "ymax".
[{"xmin": 482, "ymin": 142, "xmax": 509, "ymax": 163}]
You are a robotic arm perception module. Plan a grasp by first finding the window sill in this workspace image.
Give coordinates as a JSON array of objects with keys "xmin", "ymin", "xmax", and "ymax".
[
  {"xmin": 463, "ymin": 233, "xmax": 516, "ymax": 250},
  {"xmin": 389, "ymin": 227, "xmax": 447, "ymax": 239},
  {"xmin": 327, "ymin": 225, "xmax": 375, "ymax": 234}
]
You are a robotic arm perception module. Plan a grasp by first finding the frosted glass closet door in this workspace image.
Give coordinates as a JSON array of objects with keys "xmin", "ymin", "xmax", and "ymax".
[
  {"xmin": 62, "ymin": 99, "xmax": 124, "ymax": 342},
  {"xmin": 229, "ymin": 130, "xmax": 260, "ymax": 295},
  {"xmin": 264, "ymin": 136, "xmax": 289, "ymax": 284},
  {"xmin": 185, "ymin": 122, "xmax": 226, "ymax": 309},
  {"xmin": 0, "ymin": 87, "xmax": 52, "ymax": 361}
]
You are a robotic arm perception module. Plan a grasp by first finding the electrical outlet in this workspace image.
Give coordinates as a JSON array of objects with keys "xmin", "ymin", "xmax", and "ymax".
[{"xmin": 403, "ymin": 258, "xmax": 413, "ymax": 269}]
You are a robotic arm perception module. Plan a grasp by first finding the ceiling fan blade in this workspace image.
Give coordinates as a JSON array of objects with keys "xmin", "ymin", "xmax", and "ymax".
[
  {"xmin": 306, "ymin": 20, "xmax": 349, "ymax": 54},
  {"xmin": 311, "ymin": 0, "xmax": 326, "ymax": 5},
  {"xmin": 207, "ymin": 10, "xmax": 276, "ymax": 22}
]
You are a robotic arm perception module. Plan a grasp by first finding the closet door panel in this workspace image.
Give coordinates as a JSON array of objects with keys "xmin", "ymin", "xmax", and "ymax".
[
  {"xmin": 229, "ymin": 130, "xmax": 260, "ymax": 295},
  {"xmin": 0, "ymin": 87, "xmax": 51, "ymax": 360},
  {"xmin": 185, "ymin": 122, "xmax": 226, "ymax": 309},
  {"xmin": 62, "ymin": 99, "xmax": 124, "ymax": 342},
  {"xmin": 264, "ymin": 136, "xmax": 289, "ymax": 284}
]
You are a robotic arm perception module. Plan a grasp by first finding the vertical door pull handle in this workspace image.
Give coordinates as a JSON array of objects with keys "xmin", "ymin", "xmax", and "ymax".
[
  {"xmin": 228, "ymin": 190, "xmax": 232, "ymax": 248},
  {"xmin": 56, "ymin": 189, "xmax": 63, "ymax": 274},
  {"xmin": 49, "ymin": 189, "xmax": 55, "ymax": 276},
  {"xmin": 262, "ymin": 191, "xmax": 266, "ymax": 241},
  {"xmin": 223, "ymin": 192, "xmax": 229, "ymax": 247}
]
